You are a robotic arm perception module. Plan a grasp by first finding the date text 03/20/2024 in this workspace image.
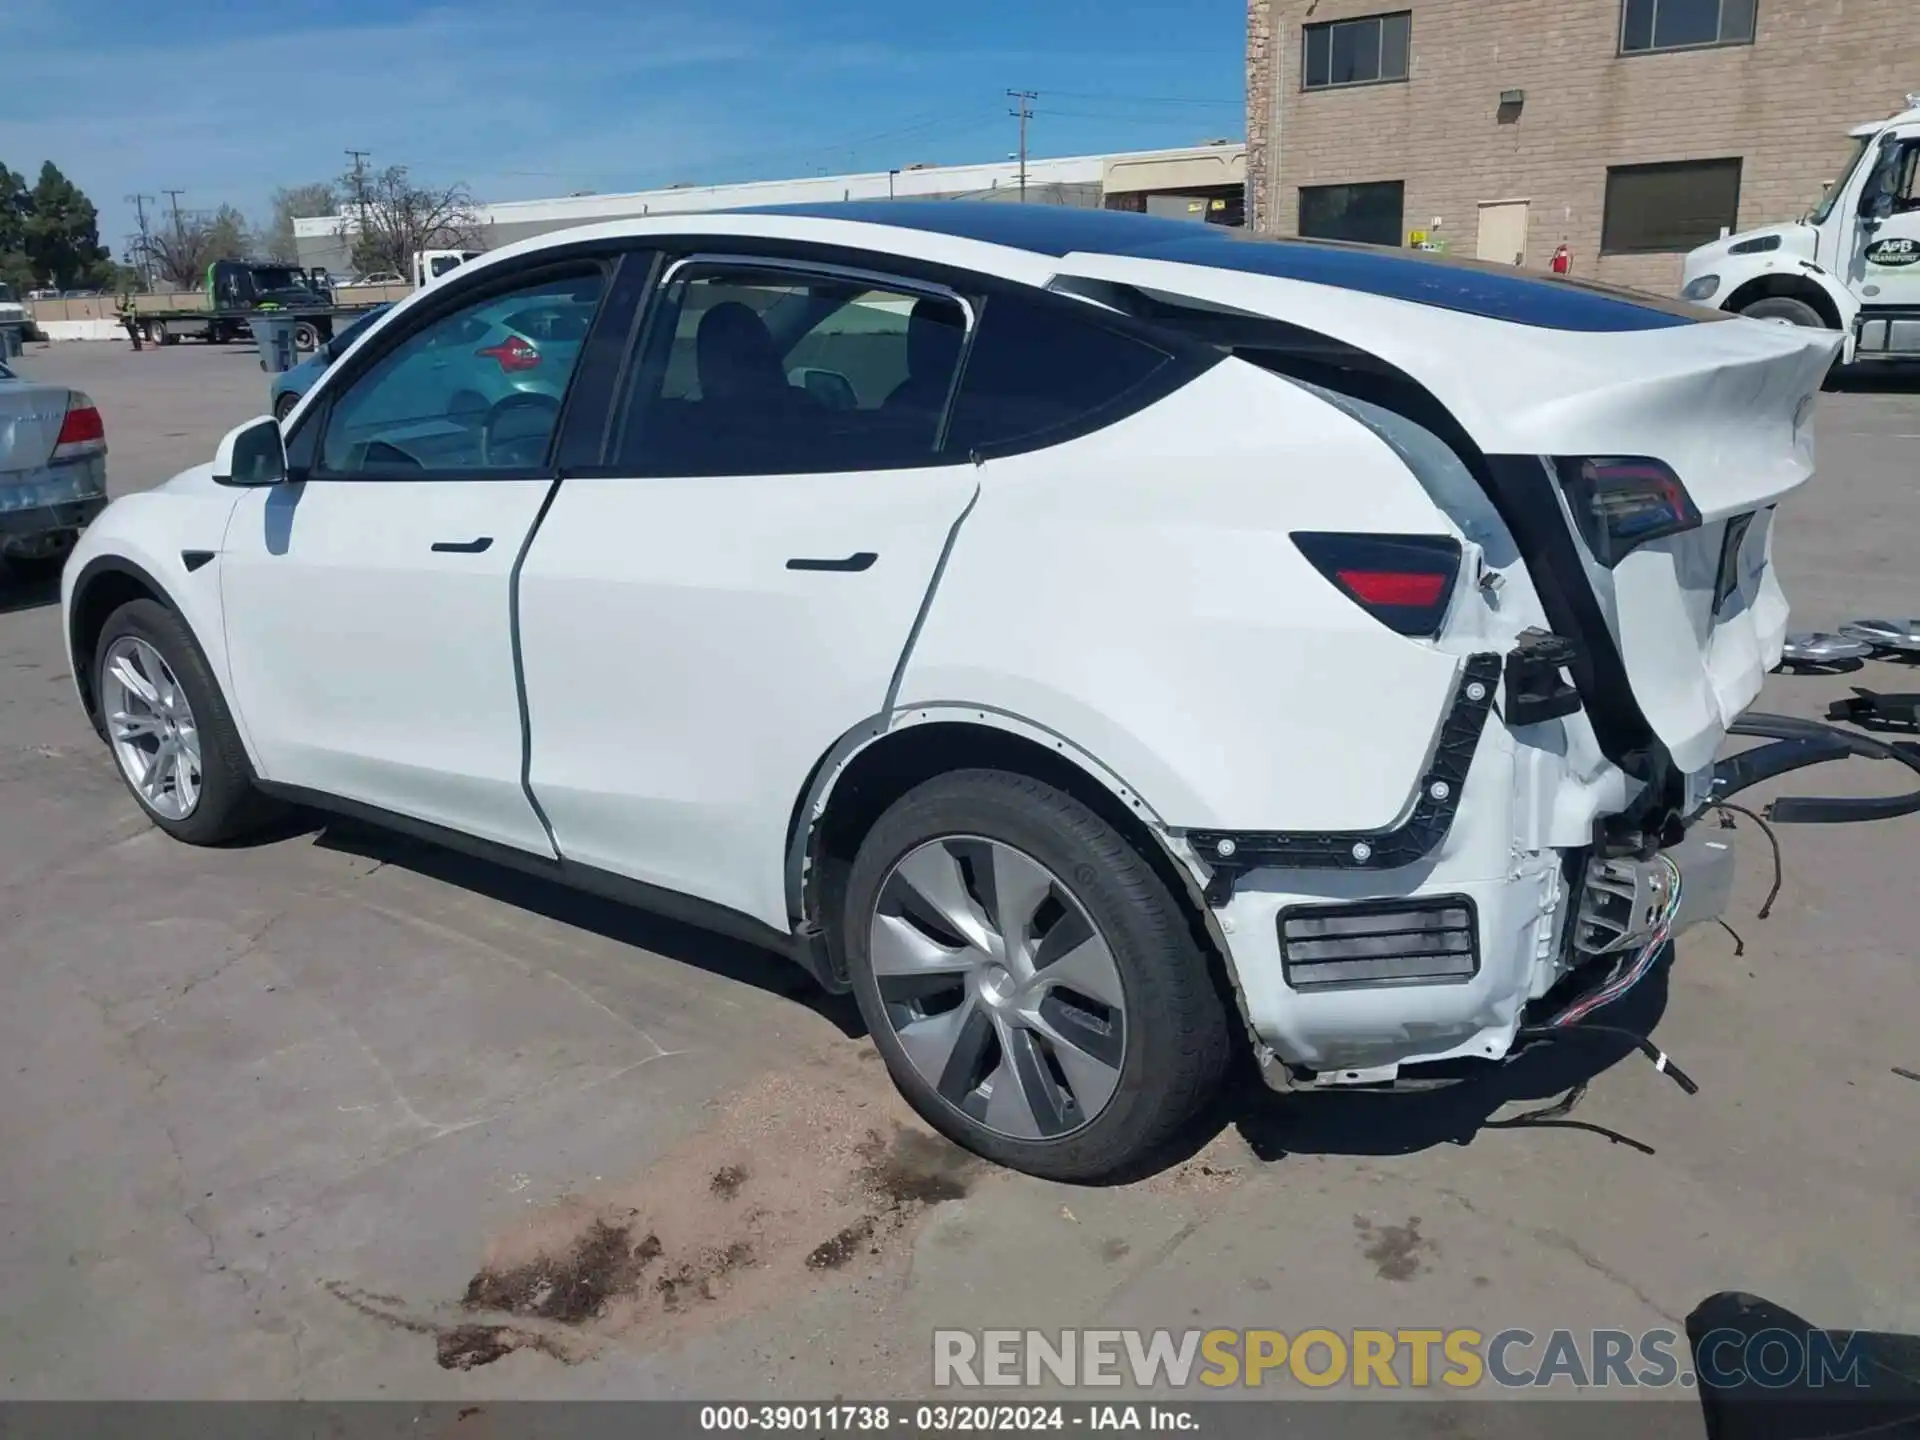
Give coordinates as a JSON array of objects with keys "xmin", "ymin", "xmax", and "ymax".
[{"xmin": 698, "ymin": 1405, "xmax": 1196, "ymax": 1431}]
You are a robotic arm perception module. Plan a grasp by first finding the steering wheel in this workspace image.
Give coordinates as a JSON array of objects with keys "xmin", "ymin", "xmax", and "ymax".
[{"xmin": 482, "ymin": 391, "xmax": 561, "ymax": 468}]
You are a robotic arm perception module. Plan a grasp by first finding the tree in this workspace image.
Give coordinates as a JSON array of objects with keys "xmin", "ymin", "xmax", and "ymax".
[
  {"xmin": 341, "ymin": 164, "xmax": 480, "ymax": 277},
  {"xmin": 0, "ymin": 163, "xmax": 31, "ymax": 292},
  {"xmin": 24, "ymin": 162, "xmax": 112, "ymax": 290},
  {"xmin": 262, "ymin": 181, "xmax": 338, "ymax": 263},
  {"xmin": 146, "ymin": 204, "xmax": 253, "ymax": 288}
]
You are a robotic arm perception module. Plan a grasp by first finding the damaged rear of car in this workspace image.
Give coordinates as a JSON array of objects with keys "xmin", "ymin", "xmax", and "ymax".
[{"xmin": 908, "ymin": 227, "xmax": 1886, "ymax": 1100}]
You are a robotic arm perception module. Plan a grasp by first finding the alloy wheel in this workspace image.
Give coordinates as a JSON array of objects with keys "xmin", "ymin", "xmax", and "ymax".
[
  {"xmin": 102, "ymin": 635, "xmax": 203, "ymax": 821},
  {"xmin": 868, "ymin": 836, "xmax": 1128, "ymax": 1140}
]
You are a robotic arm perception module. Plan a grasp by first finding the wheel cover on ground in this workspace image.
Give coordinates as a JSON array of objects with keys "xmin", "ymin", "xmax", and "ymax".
[
  {"xmin": 869, "ymin": 836, "xmax": 1129, "ymax": 1140},
  {"xmin": 101, "ymin": 635, "xmax": 203, "ymax": 821}
]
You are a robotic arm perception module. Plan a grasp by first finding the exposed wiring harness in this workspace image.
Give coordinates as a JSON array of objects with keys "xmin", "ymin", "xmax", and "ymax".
[
  {"xmin": 1549, "ymin": 853, "xmax": 1682, "ymax": 1030},
  {"xmin": 1515, "ymin": 853, "xmax": 1698, "ymax": 1096}
]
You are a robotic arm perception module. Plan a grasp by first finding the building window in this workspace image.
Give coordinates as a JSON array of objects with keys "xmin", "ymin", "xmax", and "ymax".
[
  {"xmin": 1299, "ymin": 180, "xmax": 1406, "ymax": 247},
  {"xmin": 1620, "ymin": 0, "xmax": 1756, "ymax": 53},
  {"xmin": 1601, "ymin": 158, "xmax": 1743, "ymax": 254},
  {"xmin": 1303, "ymin": 12, "xmax": 1412, "ymax": 90}
]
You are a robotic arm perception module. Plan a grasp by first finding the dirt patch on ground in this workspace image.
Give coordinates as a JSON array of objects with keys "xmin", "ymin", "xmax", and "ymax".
[{"xmin": 426, "ymin": 1043, "xmax": 984, "ymax": 1366}]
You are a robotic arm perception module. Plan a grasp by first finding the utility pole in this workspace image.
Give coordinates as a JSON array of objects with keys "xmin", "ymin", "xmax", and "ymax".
[
  {"xmin": 162, "ymin": 189, "xmax": 186, "ymax": 238},
  {"xmin": 344, "ymin": 149, "xmax": 371, "ymax": 263},
  {"xmin": 126, "ymin": 193, "xmax": 155, "ymax": 286},
  {"xmin": 1007, "ymin": 90, "xmax": 1037, "ymax": 202}
]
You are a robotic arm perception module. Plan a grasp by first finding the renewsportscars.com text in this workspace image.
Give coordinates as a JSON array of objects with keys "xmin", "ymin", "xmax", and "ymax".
[{"xmin": 932, "ymin": 1327, "xmax": 1872, "ymax": 1391}]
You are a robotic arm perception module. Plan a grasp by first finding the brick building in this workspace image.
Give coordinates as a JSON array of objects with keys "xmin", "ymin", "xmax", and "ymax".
[{"xmin": 1245, "ymin": 0, "xmax": 1918, "ymax": 291}]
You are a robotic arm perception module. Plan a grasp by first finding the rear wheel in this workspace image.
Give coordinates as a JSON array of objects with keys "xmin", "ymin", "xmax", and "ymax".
[
  {"xmin": 1740, "ymin": 296, "xmax": 1826, "ymax": 329},
  {"xmin": 151, "ymin": 320, "xmax": 175, "ymax": 346},
  {"xmin": 841, "ymin": 769, "xmax": 1232, "ymax": 1182},
  {"xmin": 94, "ymin": 599, "xmax": 279, "ymax": 845},
  {"xmin": 273, "ymin": 389, "xmax": 302, "ymax": 422},
  {"xmin": 293, "ymin": 321, "xmax": 320, "ymax": 353}
]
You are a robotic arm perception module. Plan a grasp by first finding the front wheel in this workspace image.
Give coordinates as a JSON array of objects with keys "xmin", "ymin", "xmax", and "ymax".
[
  {"xmin": 273, "ymin": 389, "xmax": 302, "ymax": 423},
  {"xmin": 94, "ymin": 599, "xmax": 279, "ymax": 845},
  {"xmin": 1739, "ymin": 296, "xmax": 1827, "ymax": 329},
  {"xmin": 841, "ymin": 769, "xmax": 1232, "ymax": 1182}
]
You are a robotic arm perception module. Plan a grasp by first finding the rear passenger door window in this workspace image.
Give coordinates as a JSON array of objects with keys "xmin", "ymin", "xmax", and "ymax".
[
  {"xmin": 943, "ymin": 290, "xmax": 1175, "ymax": 457},
  {"xmin": 618, "ymin": 260, "xmax": 970, "ymax": 477}
]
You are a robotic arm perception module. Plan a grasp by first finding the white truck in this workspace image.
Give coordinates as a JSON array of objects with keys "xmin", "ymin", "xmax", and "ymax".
[{"xmin": 1681, "ymin": 93, "xmax": 1920, "ymax": 365}]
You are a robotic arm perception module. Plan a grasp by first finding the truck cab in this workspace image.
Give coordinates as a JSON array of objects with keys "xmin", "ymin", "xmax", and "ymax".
[
  {"xmin": 1681, "ymin": 94, "xmax": 1920, "ymax": 363},
  {"xmin": 412, "ymin": 249, "xmax": 483, "ymax": 289}
]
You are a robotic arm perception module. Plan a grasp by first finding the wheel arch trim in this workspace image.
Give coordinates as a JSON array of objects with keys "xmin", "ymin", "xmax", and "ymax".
[
  {"xmin": 67, "ymin": 554, "xmax": 183, "ymax": 725},
  {"xmin": 784, "ymin": 703, "xmax": 1178, "ymax": 928}
]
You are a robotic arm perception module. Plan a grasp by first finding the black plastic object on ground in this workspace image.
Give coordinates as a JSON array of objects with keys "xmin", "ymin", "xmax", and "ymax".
[{"xmin": 1687, "ymin": 1290, "xmax": 1920, "ymax": 1440}]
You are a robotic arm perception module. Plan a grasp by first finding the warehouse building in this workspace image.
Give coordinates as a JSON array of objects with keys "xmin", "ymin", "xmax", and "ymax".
[
  {"xmin": 294, "ymin": 143, "xmax": 1246, "ymax": 276},
  {"xmin": 1244, "ymin": 0, "xmax": 1915, "ymax": 290}
]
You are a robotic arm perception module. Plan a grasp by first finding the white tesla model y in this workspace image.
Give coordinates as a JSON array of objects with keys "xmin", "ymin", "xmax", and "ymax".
[{"xmin": 61, "ymin": 204, "xmax": 1842, "ymax": 1179}]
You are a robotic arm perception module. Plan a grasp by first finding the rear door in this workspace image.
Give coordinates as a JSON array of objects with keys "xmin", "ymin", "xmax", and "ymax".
[
  {"xmin": 518, "ymin": 252, "xmax": 981, "ymax": 928},
  {"xmin": 1045, "ymin": 248, "xmax": 1841, "ymax": 773}
]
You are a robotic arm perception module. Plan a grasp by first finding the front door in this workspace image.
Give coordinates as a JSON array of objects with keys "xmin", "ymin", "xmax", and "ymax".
[
  {"xmin": 519, "ymin": 254, "xmax": 981, "ymax": 928},
  {"xmin": 220, "ymin": 261, "xmax": 612, "ymax": 854},
  {"xmin": 1855, "ymin": 133, "xmax": 1920, "ymax": 311},
  {"xmin": 1475, "ymin": 200, "xmax": 1530, "ymax": 266}
]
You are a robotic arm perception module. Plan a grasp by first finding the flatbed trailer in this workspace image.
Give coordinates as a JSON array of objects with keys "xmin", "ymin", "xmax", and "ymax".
[
  {"xmin": 131, "ymin": 261, "xmax": 402, "ymax": 353},
  {"xmin": 134, "ymin": 301, "xmax": 385, "ymax": 352}
]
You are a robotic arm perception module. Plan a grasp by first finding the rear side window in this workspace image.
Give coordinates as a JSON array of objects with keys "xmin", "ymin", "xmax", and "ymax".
[
  {"xmin": 943, "ymin": 291, "xmax": 1174, "ymax": 457},
  {"xmin": 619, "ymin": 262, "xmax": 970, "ymax": 476}
]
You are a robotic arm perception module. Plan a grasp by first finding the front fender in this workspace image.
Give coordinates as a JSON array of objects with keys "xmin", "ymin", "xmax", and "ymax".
[
  {"xmin": 62, "ymin": 478, "xmax": 249, "ymax": 752},
  {"xmin": 1713, "ymin": 253, "xmax": 1860, "ymax": 346}
]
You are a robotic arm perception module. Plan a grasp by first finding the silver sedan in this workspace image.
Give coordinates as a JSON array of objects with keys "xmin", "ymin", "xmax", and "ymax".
[{"xmin": 0, "ymin": 357, "xmax": 108, "ymax": 579}]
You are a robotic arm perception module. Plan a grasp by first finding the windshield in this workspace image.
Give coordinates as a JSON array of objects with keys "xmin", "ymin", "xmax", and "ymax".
[
  {"xmin": 1811, "ymin": 135, "xmax": 1873, "ymax": 224},
  {"xmin": 251, "ymin": 265, "xmax": 303, "ymax": 291}
]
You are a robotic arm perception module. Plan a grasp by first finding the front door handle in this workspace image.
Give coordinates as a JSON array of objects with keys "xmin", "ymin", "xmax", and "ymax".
[
  {"xmin": 786, "ymin": 551, "xmax": 876, "ymax": 573},
  {"xmin": 432, "ymin": 536, "xmax": 494, "ymax": 554}
]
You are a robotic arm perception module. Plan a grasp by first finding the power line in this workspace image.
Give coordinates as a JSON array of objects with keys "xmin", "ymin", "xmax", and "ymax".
[{"xmin": 1044, "ymin": 90, "xmax": 1242, "ymax": 107}]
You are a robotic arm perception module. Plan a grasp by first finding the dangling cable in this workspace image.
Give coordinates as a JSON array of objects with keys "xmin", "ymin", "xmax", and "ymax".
[{"xmin": 1711, "ymin": 800, "xmax": 1783, "ymax": 919}]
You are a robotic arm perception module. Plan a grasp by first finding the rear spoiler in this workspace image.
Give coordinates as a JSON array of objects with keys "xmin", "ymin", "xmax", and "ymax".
[{"xmin": 1712, "ymin": 710, "xmax": 1920, "ymax": 823}]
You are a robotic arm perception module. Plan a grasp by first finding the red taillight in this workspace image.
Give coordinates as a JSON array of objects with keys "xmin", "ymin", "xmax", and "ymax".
[
  {"xmin": 1335, "ymin": 569, "xmax": 1450, "ymax": 609},
  {"xmin": 1292, "ymin": 532, "xmax": 1462, "ymax": 638},
  {"xmin": 1555, "ymin": 456, "xmax": 1700, "ymax": 568},
  {"xmin": 52, "ymin": 395, "xmax": 106, "ymax": 461},
  {"xmin": 477, "ymin": 335, "xmax": 540, "ymax": 373}
]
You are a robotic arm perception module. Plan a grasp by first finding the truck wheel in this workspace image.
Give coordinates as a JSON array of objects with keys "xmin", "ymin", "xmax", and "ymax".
[
  {"xmin": 293, "ymin": 322, "xmax": 320, "ymax": 353},
  {"xmin": 1741, "ymin": 296, "xmax": 1827, "ymax": 329},
  {"xmin": 840, "ymin": 769, "xmax": 1233, "ymax": 1182},
  {"xmin": 151, "ymin": 320, "xmax": 175, "ymax": 346}
]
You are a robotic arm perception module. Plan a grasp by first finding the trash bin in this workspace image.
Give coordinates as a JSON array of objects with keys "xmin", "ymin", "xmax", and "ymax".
[
  {"xmin": 0, "ymin": 324, "xmax": 21, "ymax": 362},
  {"xmin": 249, "ymin": 313, "xmax": 300, "ymax": 375}
]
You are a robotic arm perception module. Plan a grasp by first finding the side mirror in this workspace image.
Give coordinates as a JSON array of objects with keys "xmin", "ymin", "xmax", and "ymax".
[{"xmin": 213, "ymin": 416, "xmax": 289, "ymax": 487}]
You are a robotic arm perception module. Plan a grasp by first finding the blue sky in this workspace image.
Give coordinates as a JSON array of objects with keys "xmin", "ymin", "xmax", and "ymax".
[{"xmin": 1, "ymin": 0, "xmax": 1244, "ymax": 256}]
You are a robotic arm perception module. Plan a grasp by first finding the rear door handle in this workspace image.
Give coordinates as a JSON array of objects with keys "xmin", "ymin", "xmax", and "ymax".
[
  {"xmin": 786, "ymin": 551, "xmax": 876, "ymax": 573},
  {"xmin": 431, "ymin": 536, "xmax": 493, "ymax": 554}
]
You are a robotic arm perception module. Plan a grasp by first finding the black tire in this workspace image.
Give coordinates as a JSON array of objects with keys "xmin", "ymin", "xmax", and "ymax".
[
  {"xmin": 274, "ymin": 390, "xmax": 302, "ymax": 422},
  {"xmin": 93, "ymin": 598, "xmax": 280, "ymax": 845},
  {"xmin": 3, "ymin": 543, "xmax": 72, "ymax": 582},
  {"xmin": 293, "ymin": 321, "xmax": 320, "ymax": 353},
  {"xmin": 841, "ymin": 769, "xmax": 1232, "ymax": 1182},
  {"xmin": 1740, "ymin": 296, "xmax": 1826, "ymax": 329}
]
